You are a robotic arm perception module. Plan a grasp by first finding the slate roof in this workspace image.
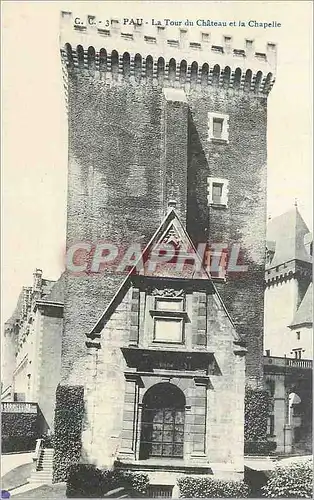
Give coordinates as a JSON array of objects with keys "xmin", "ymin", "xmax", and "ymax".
[
  {"xmin": 290, "ymin": 283, "xmax": 313, "ymax": 328},
  {"xmin": 266, "ymin": 207, "xmax": 312, "ymax": 268}
]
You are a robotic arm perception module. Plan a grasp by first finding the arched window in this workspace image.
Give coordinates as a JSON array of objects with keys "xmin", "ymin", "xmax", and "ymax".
[
  {"xmin": 168, "ymin": 58, "xmax": 176, "ymax": 83},
  {"xmin": 87, "ymin": 46, "xmax": 95, "ymax": 76},
  {"xmin": 157, "ymin": 57, "xmax": 165, "ymax": 83},
  {"xmin": 140, "ymin": 383, "xmax": 185, "ymax": 459},
  {"xmin": 201, "ymin": 63, "xmax": 209, "ymax": 86},
  {"xmin": 122, "ymin": 52, "xmax": 130, "ymax": 78},
  {"xmin": 212, "ymin": 64, "xmax": 220, "ymax": 86},
  {"xmin": 134, "ymin": 53, "xmax": 142, "ymax": 82},
  {"xmin": 77, "ymin": 45, "xmax": 84, "ymax": 71},
  {"xmin": 99, "ymin": 48, "xmax": 107, "ymax": 73},
  {"xmin": 146, "ymin": 55, "xmax": 153, "ymax": 81},
  {"xmin": 254, "ymin": 71, "xmax": 263, "ymax": 93},
  {"xmin": 65, "ymin": 43, "xmax": 74, "ymax": 70},
  {"xmin": 190, "ymin": 61, "xmax": 198, "ymax": 85},
  {"xmin": 234, "ymin": 67, "xmax": 242, "ymax": 89},
  {"xmin": 263, "ymin": 72, "xmax": 273, "ymax": 93},
  {"xmin": 179, "ymin": 60, "xmax": 187, "ymax": 84},
  {"xmin": 244, "ymin": 69, "xmax": 252, "ymax": 91},
  {"xmin": 223, "ymin": 66, "xmax": 231, "ymax": 88},
  {"xmin": 111, "ymin": 50, "xmax": 119, "ymax": 80}
]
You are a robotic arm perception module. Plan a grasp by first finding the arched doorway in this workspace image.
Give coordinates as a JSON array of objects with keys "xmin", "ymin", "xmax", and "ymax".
[{"xmin": 140, "ymin": 383, "xmax": 185, "ymax": 459}]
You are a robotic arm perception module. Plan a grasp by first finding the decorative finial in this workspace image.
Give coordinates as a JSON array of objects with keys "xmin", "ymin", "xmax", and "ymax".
[
  {"xmin": 268, "ymin": 214, "xmax": 272, "ymax": 221},
  {"xmin": 167, "ymin": 200, "xmax": 177, "ymax": 211},
  {"xmin": 294, "ymin": 198, "xmax": 298, "ymax": 207}
]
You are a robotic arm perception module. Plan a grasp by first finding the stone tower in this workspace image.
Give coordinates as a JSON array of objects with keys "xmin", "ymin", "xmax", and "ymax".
[
  {"xmin": 55, "ymin": 12, "xmax": 278, "ymax": 486},
  {"xmin": 59, "ymin": 12, "xmax": 276, "ymax": 390},
  {"xmin": 265, "ymin": 206, "xmax": 312, "ymax": 357}
]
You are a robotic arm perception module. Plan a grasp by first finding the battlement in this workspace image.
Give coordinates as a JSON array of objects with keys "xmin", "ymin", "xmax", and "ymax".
[{"xmin": 60, "ymin": 11, "xmax": 276, "ymax": 94}]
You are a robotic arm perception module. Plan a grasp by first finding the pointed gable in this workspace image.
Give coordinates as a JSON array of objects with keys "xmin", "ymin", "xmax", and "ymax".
[
  {"xmin": 136, "ymin": 210, "xmax": 210, "ymax": 281},
  {"xmin": 87, "ymin": 209, "xmax": 239, "ymax": 342},
  {"xmin": 266, "ymin": 207, "xmax": 312, "ymax": 268}
]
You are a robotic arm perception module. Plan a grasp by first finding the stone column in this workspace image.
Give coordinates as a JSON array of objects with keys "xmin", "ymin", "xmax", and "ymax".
[
  {"xmin": 82, "ymin": 340, "xmax": 100, "ymax": 462},
  {"xmin": 135, "ymin": 403, "xmax": 143, "ymax": 460},
  {"xmin": 190, "ymin": 377, "xmax": 208, "ymax": 461},
  {"xmin": 118, "ymin": 373, "xmax": 140, "ymax": 461},
  {"xmin": 129, "ymin": 288, "xmax": 140, "ymax": 345},
  {"xmin": 283, "ymin": 425, "xmax": 293, "ymax": 454}
]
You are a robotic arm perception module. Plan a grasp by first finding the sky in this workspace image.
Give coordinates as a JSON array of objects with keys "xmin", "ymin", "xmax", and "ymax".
[{"xmin": 1, "ymin": 1, "xmax": 313, "ymax": 322}]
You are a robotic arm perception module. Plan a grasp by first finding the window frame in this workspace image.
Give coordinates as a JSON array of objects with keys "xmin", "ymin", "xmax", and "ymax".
[
  {"xmin": 150, "ymin": 296, "xmax": 186, "ymax": 345},
  {"xmin": 292, "ymin": 348, "xmax": 302, "ymax": 359},
  {"xmin": 153, "ymin": 316, "xmax": 185, "ymax": 344},
  {"xmin": 208, "ymin": 112, "xmax": 229, "ymax": 143},
  {"xmin": 207, "ymin": 177, "xmax": 229, "ymax": 207}
]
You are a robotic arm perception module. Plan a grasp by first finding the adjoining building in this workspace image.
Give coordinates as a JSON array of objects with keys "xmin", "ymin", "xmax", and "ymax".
[
  {"xmin": 1, "ymin": 269, "xmax": 64, "ymax": 446},
  {"xmin": 264, "ymin": 206, "xmax": 312, "ymax": 454},
  {"xmin": 54, "ymin": 12, "xmax": 277, "ymax": 487}
]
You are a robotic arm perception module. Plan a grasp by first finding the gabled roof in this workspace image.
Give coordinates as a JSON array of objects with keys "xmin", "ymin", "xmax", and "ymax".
[
  {"xmin": 87, "ymin": 209, "xmax": 238, "ymax": 340},
  {"xmin": 266, "ymin": 207, "xmax": 312, "ymax": 268},
  {"xmin": 290, "ymin": 283, "xmax": 313, "ymax": 328}
]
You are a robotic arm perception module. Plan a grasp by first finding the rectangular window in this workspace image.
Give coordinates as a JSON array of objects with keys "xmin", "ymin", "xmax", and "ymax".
[
  {"xmin": 208, "ymin": 112, "xmax": 229, "ymax": 143},
  {"xmin": 212, "ymin": 182, "xmax": 223, "ymax": 203},
  {"xmin": 213, "ymin": 118, "xmax": 223, "ymax": 139},
  {"xmin": 154, "ymin": 318, "xmax": 183, "ymax": 343},
  {"xmin": 296, "ymin": 331, "xmax": 301, "ymax": 340},
  {"xmin": 293, "ymin": 348, "xmax": 302, "ymax": 359},
  {"xmin": 267, "ymin": 415, "xmax": 275, "ymax": 436},
  {"xmin": 207, "ymin": 177, "xmax": 229, "ymax": 207},
  {"xmin": 155, "ymin": 298, "xmax": 183, "ymax": 312}
]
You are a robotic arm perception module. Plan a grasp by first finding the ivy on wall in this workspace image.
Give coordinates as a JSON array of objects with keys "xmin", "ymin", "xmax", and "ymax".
[
  {"xmin": 67, "ymin": 465, "xmax": 149, "ymax": 498},
  {"xmin": 1, "ymin": 412, "xmax": 39, "ymax": 453},
  {"xmin": 178, "ymin": 476, "xmax": 250, "ymax": 498},
  {"xmin": 244, "ymin": 385, "xmax": 276, "ymax": 455},
  {"xmin": 53, "ymin": 384, "xmax": 85, "ymax": 483}
]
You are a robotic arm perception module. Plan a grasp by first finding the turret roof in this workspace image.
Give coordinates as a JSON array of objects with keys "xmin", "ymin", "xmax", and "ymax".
[
  {"xmin": 290, "ymin": 283, "xmax": 313, "ymax": 328},
  {"xmin": 266, "ymin": 207, "xmax": 312, "ymax": 268}
]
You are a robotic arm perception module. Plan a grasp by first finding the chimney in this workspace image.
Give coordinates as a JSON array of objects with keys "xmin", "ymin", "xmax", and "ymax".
[{"xmin": 33, "ymin": 269, "xmax": 43, "ymax": 295}]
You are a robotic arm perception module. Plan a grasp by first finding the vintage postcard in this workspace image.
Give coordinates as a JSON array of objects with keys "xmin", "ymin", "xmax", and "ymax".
[{"xmin": 1, "ymin": 1, "xmax": 313, "ymax": 498}]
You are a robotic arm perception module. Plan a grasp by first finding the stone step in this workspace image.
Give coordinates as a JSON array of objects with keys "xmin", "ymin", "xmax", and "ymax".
[
  {"xmin": 30, "ymin": 478, "xmax": 53, "ymax": 482},
  {"xmin": 31, "ymin": 476, "xmax": 53, "ymax": 479},
  {"xmin": 30, "ymin": 477, "xmax": 53, "ymax": 482},
  {"xmin": 31, "ymin": 471, "xmax": 53, "ymax": 476},
  {"xmin": 31, "ymin": 473, "xmax": 53, "ymax": 478}
]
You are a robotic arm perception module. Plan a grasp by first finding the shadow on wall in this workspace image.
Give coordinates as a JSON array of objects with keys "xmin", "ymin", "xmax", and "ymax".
[{"xmin": 187, "ymin": 109, "xmax": 209, "ymax": 245}]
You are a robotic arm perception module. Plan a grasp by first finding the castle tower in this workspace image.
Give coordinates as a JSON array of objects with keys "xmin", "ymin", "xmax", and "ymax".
[
  {"xmin": 60, "ymin": 12, "xmax": 276, "ymax": 388},
  {"xmin": 55, "ymin": 12, "xmax": 277, "ymax": 485},
  {"xmin": 265, "ymin": 206, "xmax": 312, "ymax": 358}
]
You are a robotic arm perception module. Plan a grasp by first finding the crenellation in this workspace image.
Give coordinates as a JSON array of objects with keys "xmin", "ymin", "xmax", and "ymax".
[
  {"xmin": 60, "ymin": 11, "xmax": 277, "ymax": 94},
  {"xmin": 61, "ymin": 44, "xmax": 275, "ymax": 94}
]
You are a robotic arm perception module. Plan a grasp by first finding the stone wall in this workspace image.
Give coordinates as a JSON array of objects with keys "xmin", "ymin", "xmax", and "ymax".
[
  {"xmin": 37, "ymin": 305, "xmax": 63, "ymax": 429},
  {"xmin": 187, "ymin": 88, "xmax": 267, "ymax": 386},
  {"xmin": 63, "ymin": 71, "xmax": 267, "ymax": 388},
  {"xmin": 77, "ymin": 283, "xmax": 245, "ymax": 478}
]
